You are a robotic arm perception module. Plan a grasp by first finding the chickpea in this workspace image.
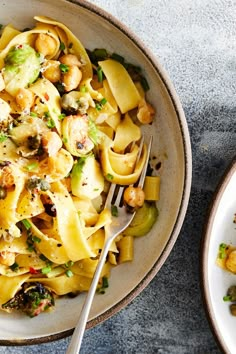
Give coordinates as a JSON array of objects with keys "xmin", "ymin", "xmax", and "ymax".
[
  {"xmin": 34, "ymin": 33, "xmax": 57, "ymax": 57},
  {"xmin": 0, "ymin": 166, "xmax": 15, "ymax": 189},
  {"xmin": 123, "ymin": 186, "xmax": 145, "ymax": 209},
  {"xmin": 137, "ymin": 99, "xmax": 155, "ymax": 124},
  {"xmin": 0, "ymin": 73, "xmax": 5, "ymax": 92},
  {"xmin": 0, "ymin": 251, "xmax": 15, "ymax": 266},
  {"xmin": 226, "ymin": 250, "xmax": 236, "ymax": 273},
  {"xmin": 42, "ymin": 60, "xmax": 61, "ymax": 83},
  {"xmin": 59, "ymin": 54, "xmax": 81, "ymax": 67},
  {"xmin": 41, "ymin": 131, "xmax": 62, "ymax": 156},
  {"xmin": 15, "ymin": 88, "xmax": 35, "ymax": 112},
  {"xmin": 62, "ymin": 65, "xmax": 82, "ymax": 92}
]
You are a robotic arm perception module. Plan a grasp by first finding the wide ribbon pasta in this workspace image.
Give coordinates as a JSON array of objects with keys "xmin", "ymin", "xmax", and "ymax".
[{"xmin": 0, "ymin": 15, "xmax": 156, "ymax": 317}]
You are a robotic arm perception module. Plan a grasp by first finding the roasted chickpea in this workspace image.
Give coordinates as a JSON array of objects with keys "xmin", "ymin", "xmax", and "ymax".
[
  {"xmin": 0, "ymin": 251, "xmax": 15, "ymax": 266},
  {"xmin": 42, "ymin": 60, "xmax": 61, "ymax": 83},
  {"xmin": 62, "ymin": 65, "xmax": 82, "ymax": 92},
  {"xmin": 59, "ymin": 54, "xmax": 81, "ymax": 66},
  {"xmin": 35, "ymin": 33, "xmax": 57, "ymax": 57},
  {"xmin": 41, "ymin": 131, "xmax": 62, "ymax": 156},
  {"xmin": 123, "ymin": 186, "xmax": 145, "ymax": 209},
  {"xmin": 15, "ymin": 88, "xmax": 35, "ymax": 112},
  {"xmin": 137, "ymin": 99, "xmax": 155, "ymax": 124},
  {"xmin": 0, "ymin": 166, "xmax": 15, "ymax": 189}
]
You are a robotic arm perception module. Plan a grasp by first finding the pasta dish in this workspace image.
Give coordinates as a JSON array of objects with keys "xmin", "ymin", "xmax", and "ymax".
[{"xmin": 0, "ymin": 16, "xmax": 159, "ymax": 317}]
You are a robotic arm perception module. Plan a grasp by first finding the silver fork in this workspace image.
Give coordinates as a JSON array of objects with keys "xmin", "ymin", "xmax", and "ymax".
[{"xmin": 66, "ymin": 136, "xmax": 153, "ymax": 354}]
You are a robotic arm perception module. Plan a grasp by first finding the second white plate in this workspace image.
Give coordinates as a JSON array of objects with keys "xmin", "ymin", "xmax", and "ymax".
[{"xmin": 202, "ymin": 158, "xmax": 236, "ymax": 354}]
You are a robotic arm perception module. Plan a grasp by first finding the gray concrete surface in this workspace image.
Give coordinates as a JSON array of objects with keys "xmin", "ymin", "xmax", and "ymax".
[{"xmin": 1, "ymin": 0, "xmax": 235, "ymax": 352}]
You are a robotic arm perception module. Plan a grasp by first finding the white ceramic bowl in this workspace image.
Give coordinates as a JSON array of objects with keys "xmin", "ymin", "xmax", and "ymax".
[
  {"xmin": 0, "ymin": 0, "xmax": 192, "ymax": 344},
  {"xmin": 202, "ymin": 158, "xmax": 236, "ymax": 354}
]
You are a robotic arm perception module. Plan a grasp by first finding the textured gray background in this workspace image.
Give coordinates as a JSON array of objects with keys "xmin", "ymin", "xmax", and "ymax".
[{"xmin": 1, "ymin": 0, "xmax": 236, "ymax": 352}]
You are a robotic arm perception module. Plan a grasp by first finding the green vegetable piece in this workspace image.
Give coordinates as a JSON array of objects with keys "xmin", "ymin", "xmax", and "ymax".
[
  {"xmin": 71, "ymin": 154, "xmax": 104, "ymax": 200},
  {"xmin": 123, "ymin": 202, "xmax": 158, "ymax": 237},
  {"xmin": 219, "ymin": 243, "xmax": 227, "ymax": 259},
  {"xmin": 3, "ymin": 44, "xmax": 41, "ymax": 96}
]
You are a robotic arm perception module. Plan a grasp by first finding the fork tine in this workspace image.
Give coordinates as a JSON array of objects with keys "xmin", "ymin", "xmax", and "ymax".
[
  {"xmin": 104, "ymin": 183, "xmax": 116, "ymax": 208},
  {"xmin": 138, "ymin": 136, "xmax": 153, "ymax": 188},
  {"xmin": 115, "ymin": 185, "xmax": 125, "ymax": 205}
]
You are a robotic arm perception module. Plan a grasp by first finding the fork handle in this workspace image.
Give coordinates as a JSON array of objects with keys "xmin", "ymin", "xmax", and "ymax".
[{"xmin": 66, "ymin": 237, "xmax": 114, "ymax": 354}]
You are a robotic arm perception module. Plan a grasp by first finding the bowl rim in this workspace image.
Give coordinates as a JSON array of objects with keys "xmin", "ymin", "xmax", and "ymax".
[
  {"xmin": 200, "ymin": 157, "xmax": 236, "ymax": 354},
  {"xmin": 0, "ymin": 0, "xmax": 192, "ymax": 345}
]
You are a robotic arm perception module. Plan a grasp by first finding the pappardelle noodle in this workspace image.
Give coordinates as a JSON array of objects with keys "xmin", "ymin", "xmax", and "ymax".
[{"xmin": 0, "ymin": 16, "xmax": 159, "ymax": 317}]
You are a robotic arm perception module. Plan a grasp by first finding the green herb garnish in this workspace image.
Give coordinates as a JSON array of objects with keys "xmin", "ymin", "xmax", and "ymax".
[
  {"xmin": 219, "ymin": 243, "xmax": 227, "ymax": 259},
  {"xmin": 59, "ymin": 63, "xmax": 69, "ymax": 73},
  {"xmin": 58, "ymin": 113, "xmax": 66, "ymax": 121},
  {"xmin": 10, "ymin": 262, "xmax": 19, "ymax": 272},
  {"xmin": 110, "ymin": 52, "xmax": 125, "ymax": 64},
  {"xmin": 41, "ymin": 266, "xmax": 52, "ymax": 274},
  {"xmin": 106, "ymin": 173, "xmax": 114, "ymax": 181},
  {"xmin": 0, "ymin": 132, "xmax": 8, "ymax": 143},
  {"xmin": 22, "ymin": 219, "xmax": 31, "ymax": 230},
  {"xmin": 46, "ymin": 118, "xmax": 56, "ymax": 129},
  {"xmin": 97, "ymin": 276, "xmax": 109, "ymax": 294},
  {"xmin": 111, "ymin": 205, "xmax": 118, "ymax": 217},
  {"xmin": 97, "ymin": 66, "xmax": 103, "ymax": 82},
  {"xmin": 223, "ymin": 295, "xmax": 232, "ymax": 302},
  {"xmin": 59, "ymin": 42, "xmax": 66, "ymax": 51},
  {"xmin": 24, "ymin": 162, "xmax": 39, "ymax": 171},
  {"xmin": 30, "ymin": 112, "xmax": 38, "ymax": 117},
  {"xmin": 65, "ymin": 270, "xmax": 74, "ymax": 278}
]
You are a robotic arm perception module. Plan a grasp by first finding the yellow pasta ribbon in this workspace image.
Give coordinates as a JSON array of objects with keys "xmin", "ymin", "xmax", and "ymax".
[
  {"xmin": 0, "ymin": 164, "xmax": 26, "ymax": 238},
  {"xmin": 47, "ymin": 181, "xmax": 94, "ymax": 262},
  {"xmin": 29, "ymin": 78, "xmax": 62, "ymax": 135},
  {"xmin": 113, "ymin": 113, "xmax": 141, "ymax": 152},
  {"xmin": 0, "ymin": 24, "xmax": 21, "ymax": 51},
  {"xmin": 28, "ymin": 274, "xmax": 92, "ymax": 295},
  {"xmin": 0, "ymin": 274, "xmax": 30, "ymax": 305},
  {"xmin": 100, "ymin": 143, "xmax": 147, "ymax": 185},
  {"xmin": 98, "ymin": 59, "xmax": 141, "ymax": 113}
]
